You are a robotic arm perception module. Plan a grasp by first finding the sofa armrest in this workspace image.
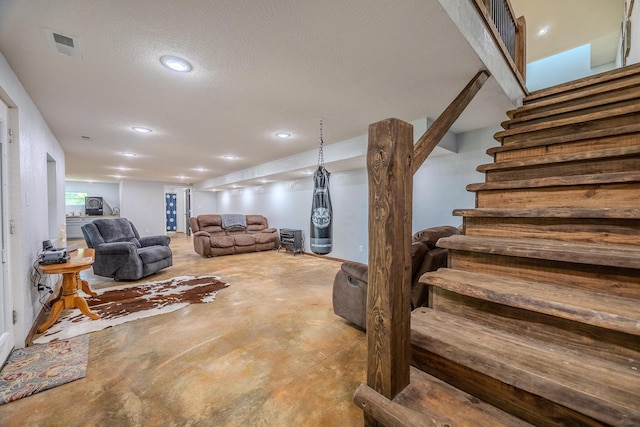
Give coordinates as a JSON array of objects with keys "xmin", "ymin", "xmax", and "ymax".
[
  {"xmin": 262, "ymin": 227, "xmax": 278, "ymax": 233},
  {"xmin": 412, "ymin": 225, "xmax": 460, "ymax": 248},
  {"xmin": 139, "ymin": 235, "xmax": 170, "ymax": 247},
  {"xmin": 95, "ymin": 242, "xmax": 139, "ymax": 256},
  {"xmin": 193, "ymin": 230, "xmax": 211, "ymax": 238},
  {"xmin": 340, "ymin": 261, "xmax": 368, "ymax": 284}
]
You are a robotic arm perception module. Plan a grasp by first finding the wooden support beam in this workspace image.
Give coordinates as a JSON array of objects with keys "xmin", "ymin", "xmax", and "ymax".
[
  {"xmin": 515, "ymin": 16, "xmax": 527, "ymax": 81},
  {"xmin": 365, "ymin": 118, "xmax": 413, "ymax": 426},
  {"xmin": 412, "ymin": 70, "xmax": 490, "ymax": 175}
]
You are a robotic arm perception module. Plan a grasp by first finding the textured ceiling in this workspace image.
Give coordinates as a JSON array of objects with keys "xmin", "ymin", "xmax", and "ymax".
[{"xmin": 0, "ymin": 0, "xmax": 623, "ymax": 186}]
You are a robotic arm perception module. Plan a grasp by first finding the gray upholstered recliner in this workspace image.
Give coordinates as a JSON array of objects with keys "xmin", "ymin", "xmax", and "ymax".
[
  {"xmin": 81, "ymin": 218, "xmax": 173, "ymax": 281},
  {"xmin": 332, "ymin": 225, "xmax": 460, "ymax": 329}
]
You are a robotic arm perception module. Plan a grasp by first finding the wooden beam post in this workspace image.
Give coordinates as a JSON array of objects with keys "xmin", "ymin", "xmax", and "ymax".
[
  {"xmin": 365, "ymin": 118, "xmax": 413, "ymax": 426},
  {"xmin": 515, "ymin": 15, "xmax": 527, "ymax": 82},
  {"xmin": 412, "ymin": 70, "xmax": 490, "ymax": 174}
]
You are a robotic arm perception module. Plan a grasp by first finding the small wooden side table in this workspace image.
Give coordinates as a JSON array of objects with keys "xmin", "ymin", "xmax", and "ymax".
[{"xmin": 37, "ymin": 248, "xmax": 100, "ymax": 333}]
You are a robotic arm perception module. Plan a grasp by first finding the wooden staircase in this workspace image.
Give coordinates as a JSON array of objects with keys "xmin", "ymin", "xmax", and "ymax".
[{"xmin": 356, "ymin": 65, "xmax": 640, "ymax": 426}]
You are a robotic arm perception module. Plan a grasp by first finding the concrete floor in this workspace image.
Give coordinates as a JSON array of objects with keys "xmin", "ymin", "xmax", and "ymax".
[{"xmin": 1, "ymin": 233, "xmax": 366, "ymax": 426}]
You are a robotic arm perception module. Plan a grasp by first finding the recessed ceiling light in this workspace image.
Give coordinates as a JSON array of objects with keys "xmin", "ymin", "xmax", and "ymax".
[
  {"xmin": 132, "ymin": 126, "xmax": 152, "ymax": 133},
  {"xmin": 160, "ymin": 55, "xmax": 193, "ymax": 72},
  {"xmin": 223, "ymin": 155, "xmax": 238, "ymax": 160},
  {"xmin": 276, "ymin": 132, "xmax": 291, "ymax": 138},
  {"xmin": 538, "ymin": 26, "xmax": 549, "ymax": 36},
  {"xmin": 121, "ymin": 152, "xmax": 137, "ymax": 157},
  {"xmin": 191, "ymin": 167, "xmax": 208, "ymax": 172}
]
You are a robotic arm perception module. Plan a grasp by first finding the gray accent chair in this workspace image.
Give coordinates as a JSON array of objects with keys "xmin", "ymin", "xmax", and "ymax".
[{"xmin": 81, "ymin": 218, "xmax": 173, "ymax": 281}]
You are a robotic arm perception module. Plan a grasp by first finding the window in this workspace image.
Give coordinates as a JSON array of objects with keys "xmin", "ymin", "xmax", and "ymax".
[{"xmin": 65, "ymin": 192, "xmax": 86, "ymax": 206}]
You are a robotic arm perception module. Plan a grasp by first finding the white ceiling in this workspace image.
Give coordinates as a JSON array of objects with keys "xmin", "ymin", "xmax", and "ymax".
[
  {"xmin": 510, "ymin": 0, "xmax": 625, "ymax": 66},
  {"xmin": 0, "ymin": 0, "xmax": 626, "ymax": 187}
]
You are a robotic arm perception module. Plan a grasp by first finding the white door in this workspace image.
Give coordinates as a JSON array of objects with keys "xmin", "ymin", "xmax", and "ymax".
[{"xmin": 0, "ymin": 99, "xmax": 13, "ymax": 364}]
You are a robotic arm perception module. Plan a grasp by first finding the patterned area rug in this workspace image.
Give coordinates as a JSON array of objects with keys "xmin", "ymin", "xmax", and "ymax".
[
  {"xmin": 33, "ymin": 275, "xmax": 229, "ymax": 345},
  {"xmin": 0, "ymin": 335, "xmax": 89, "ymax": 405}
]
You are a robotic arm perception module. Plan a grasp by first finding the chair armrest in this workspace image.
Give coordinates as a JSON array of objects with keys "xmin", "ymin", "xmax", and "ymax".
[
  {"xmin": 139, "ymin": 235, "xmax": 170, "ymax": 247},
  {"xmin": 262, "ymin": 228, "xmax": 278, "ymax": 233},
  {"xmin": 341, "ymin": 261, "xmax": 368, "ymax": 284},
  {"xmin": 95, "ymin": 242, "xmax": 138, "ymax": 256},
  {"xmin": 193, "ymin": 231, "xmax": 211, "ymax": 238},
  {"xmin": 412, "ymin": 225, "xmax": 460, "ymax": 248}
]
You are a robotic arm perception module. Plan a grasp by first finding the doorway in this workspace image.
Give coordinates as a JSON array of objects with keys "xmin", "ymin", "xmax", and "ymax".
[{"xmin": 0, "ymin": 98, "xmax": 13, "ymax": 364}]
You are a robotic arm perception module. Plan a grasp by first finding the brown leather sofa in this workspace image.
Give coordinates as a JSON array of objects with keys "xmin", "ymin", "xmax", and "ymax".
[
  {"xmin": 189, "ymin": 214, "xmax": 279, "ymax": 257},
  {"xmin": 332, "ymin": 225, "xmax": 460, "ymax": 329}
]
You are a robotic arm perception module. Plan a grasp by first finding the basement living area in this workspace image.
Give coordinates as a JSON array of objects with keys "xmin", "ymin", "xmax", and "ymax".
[{"xmin": 0, "ymin": 0, "xmax": 639, "ymax": 425}]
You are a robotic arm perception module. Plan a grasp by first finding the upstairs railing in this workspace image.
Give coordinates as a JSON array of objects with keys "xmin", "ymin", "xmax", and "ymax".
[{"xmin": 475, "ymin": 0, "xmax": 526, "ymax": 83}]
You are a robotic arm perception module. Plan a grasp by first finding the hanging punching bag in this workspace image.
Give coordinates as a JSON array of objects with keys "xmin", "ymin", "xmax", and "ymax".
[
  {"xmin": 310, "ymin": 165, "xmax": 332, "ymax": 254},
  {"xmin": 310, "ymin": 120, "xmax": 333, "ymax": 255}
]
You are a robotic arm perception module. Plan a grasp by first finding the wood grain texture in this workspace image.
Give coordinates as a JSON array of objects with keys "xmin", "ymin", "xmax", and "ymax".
[
  {"xmin": 410, "ymin": 309, "xmax": 640, "ymax": 426},
  {"xmin": 524, "ymin": 62, "xmax": 640, "ymax": 103},
  {"xmin": 412, "ymin": 70, "xmax": 489, "ymax": 174},
  {"xmin": 508, "ymin": 73, "xmax": 640, "ymax": 119},
  {"xmin": 421, "ymin": 268, "xmax": 640, "ymax": 335},
  {"xmin": 366, "ymin": 118, "xmax": 413, "ymax": 403},
  {"xmin": 438, "ymin": 234, "xmax": 640, "ymax": 269},
  {"xmin": 354, "ymin": 367, "xmax": 535, "ymax": 427}
]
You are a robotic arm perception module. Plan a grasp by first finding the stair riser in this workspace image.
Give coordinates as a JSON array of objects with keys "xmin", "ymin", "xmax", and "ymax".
[
  {"xmin": 485, "ymin": 158, "xmax": 640, "ymax": 182},
  {"xmin": 429, "ymin": 288, "xmax": 640, "ymax": 360},
  {"xmin": 505, "ymin": 96, "xmax": 640, "ymax": 131},
  {"xmin": 509, "ymin": 82, "xmax": 640, "ymax": 121},
  {"xmin": 462, "ymin": 217, "xmax": 640, "ymax": 247},
  {"xmin": 523, "ymin": 63, "xmax": 640, "ymax": 104},
  {"xmin": 448, "ymin": 251, "xmax": 640, "ymax": 299},
  {"xmin": 475, "ymin": 183, "xmax": 640, "ymax": 209},
  {"xmin": 498, "ymin": 115, "xmax": 640, "ymax": 146},
  {"xmin": 409, "ymin": 347, "xmax": 606, "ymax": 427},
  {"xmin": 494, "ymin": 134, "xmax": 640, "ymax": 162}
]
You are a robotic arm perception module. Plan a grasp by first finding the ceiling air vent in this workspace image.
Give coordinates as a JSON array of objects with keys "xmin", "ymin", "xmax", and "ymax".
[{"xmin": 45, "ymin": 28, "xmax": 82, "ymax": 59}]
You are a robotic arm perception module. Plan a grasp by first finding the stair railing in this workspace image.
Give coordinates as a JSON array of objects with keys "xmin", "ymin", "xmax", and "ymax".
[
  {"xmin": 474, "ymin": 0, "xmax": 526, "ymax": 84},
  {"xmin": 360, "ymin": 71, "xmax": 490, "ymax": 426}
]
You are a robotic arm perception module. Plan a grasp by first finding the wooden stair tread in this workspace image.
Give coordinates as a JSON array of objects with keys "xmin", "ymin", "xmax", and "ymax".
[
  {"xmin": 524, "ymin": 63, "xmax": 640, "ymax": 103},
  {"xmin": 505, "ymin": 88, "xmax": 640, "ymax": 127},
  {"xmin": 452, "ymin": 207, "xmax": 640, "ymax": 219},
  {"xmin": 488, "ymin": 123, "xmax": 640, "ymax": 155},
  {"xmin": 420, "ymin": 268, "xmax": 640, "ymax": 336},
  {"xmin": 477, "ymin": 145, "xmax": 640, "ymax": 173},
  {"xmin": 437, "ymin": 235, "xmax": 640, "ymax": 269},
  {"xmin": 466, "ymin": 171, "xmax": 640, "ymax": 192},
  {"xmin": 411, "ymin": 309, "xmax": 640, "ymax": 426},
  {"xmin": 353, "ymin": 367, "xmax": 534, "ymax": 427},
  {"xmin": 495, "ymin": 102, "xmax": 640, "ymax": 140},
  {"xmin": 507, "ymin": 75, "xmax": 640, "ymax": 119}
]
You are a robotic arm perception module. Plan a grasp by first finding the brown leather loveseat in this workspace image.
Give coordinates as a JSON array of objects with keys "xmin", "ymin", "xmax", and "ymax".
[
  {"xmin": 332, "ymin": 225, "xmax": 460, "ymax": 329},
  {"xmin": 189, "ymin": 214, "xmax": 279, "ymax": 257}
]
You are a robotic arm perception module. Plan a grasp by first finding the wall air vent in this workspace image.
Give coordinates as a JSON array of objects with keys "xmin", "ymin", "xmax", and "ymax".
[{"xmin": 45, "ymin": 27, "xmax": 82, "ymax": 59}]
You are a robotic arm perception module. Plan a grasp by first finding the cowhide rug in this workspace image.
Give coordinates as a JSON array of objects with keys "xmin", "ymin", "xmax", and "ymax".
[{"xmin": 33, "ymin": 275, "xmax": 229, "ymax": 345}]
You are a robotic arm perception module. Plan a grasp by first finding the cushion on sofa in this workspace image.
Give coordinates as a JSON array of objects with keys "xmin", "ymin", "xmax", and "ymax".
[
  {"xmin": 211, "ymin": 235, "xmax": 235, "ymax": 248},
  {"xmin": 195, "ymin": 215, "xmax": 224, "ymax": 234},
  {"xmin": 233, "ymin": 234, "xmax": 256, "ymax": 247},
  {"xmin": 246, "ymin": 215, "xmax": 268, "ymax": 232}
]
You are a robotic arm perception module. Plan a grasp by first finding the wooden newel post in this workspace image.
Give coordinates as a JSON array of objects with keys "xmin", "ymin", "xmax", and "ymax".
[{"xmin": 365, "ymin": 118, "xmax": 413, "ymax": 425}]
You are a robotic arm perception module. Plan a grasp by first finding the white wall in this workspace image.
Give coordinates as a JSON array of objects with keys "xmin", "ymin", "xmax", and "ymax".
[
  {"xmin": 64, "ymin": 181, "xmax": 120, "ymax": 215},
  {"xmin": 211, "ymin": 125, "xmax": 498, "ymax": 264},
  {"xmin": 0, "ymin": 52, "xmax": 66, "ymax": 347},
  {"xmin": 120, "ymin": 180, "xmax": 167, "ymax": 236},
  {"xmin": 626, "ymin": 0, "xmax": 640, "ymax": 65},
  {"xmin": 412, "ymin": 126, "xmax": 498, "ymax": 232}
]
